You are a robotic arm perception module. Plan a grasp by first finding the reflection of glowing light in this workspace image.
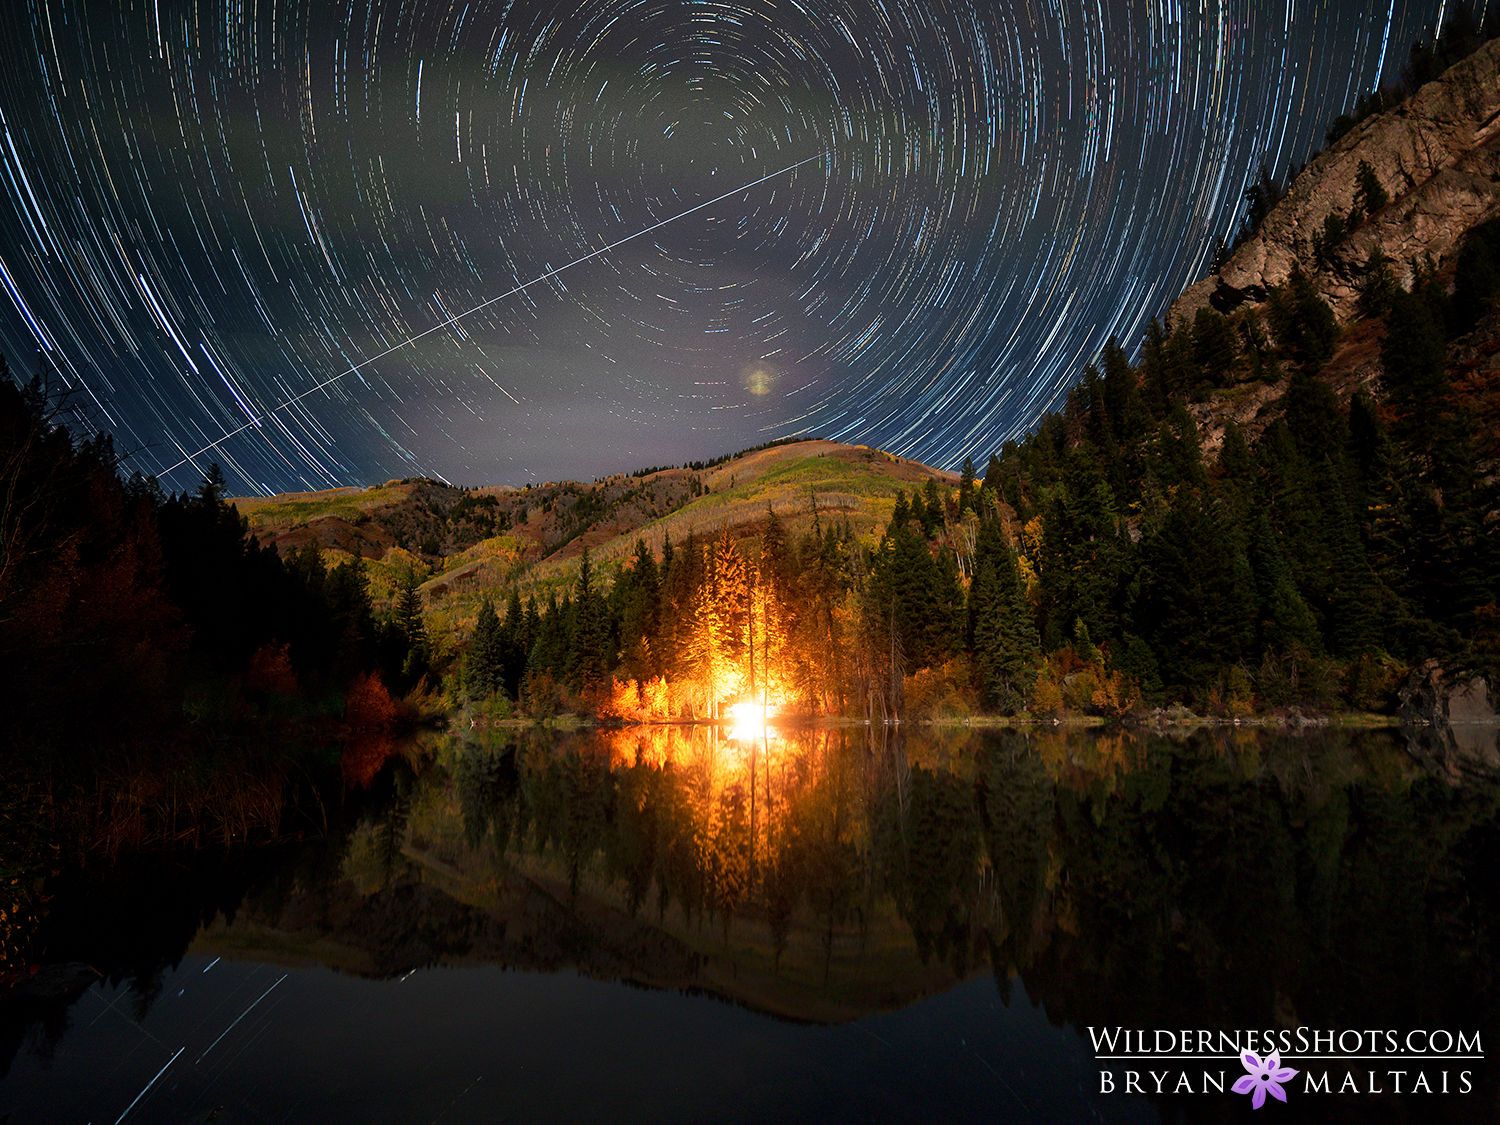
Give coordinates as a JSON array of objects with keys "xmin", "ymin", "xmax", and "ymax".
[{"xmin": 729, "ymin": 700, "xmax": 777, "ymax": 741}]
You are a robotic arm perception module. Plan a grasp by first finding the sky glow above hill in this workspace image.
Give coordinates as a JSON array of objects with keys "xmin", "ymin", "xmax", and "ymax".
[{"xmin": 0, "ymin": 0, "xmax": 1452, "ymax": 494}]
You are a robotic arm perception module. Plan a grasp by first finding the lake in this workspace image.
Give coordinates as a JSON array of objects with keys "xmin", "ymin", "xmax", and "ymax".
[{"xmin": 2, "ymin": 723, "xmax": 1497, "ymax": 1122}]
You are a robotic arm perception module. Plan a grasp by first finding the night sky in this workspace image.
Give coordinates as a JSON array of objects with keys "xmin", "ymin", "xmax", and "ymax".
[{"xmin": 0, "ymin": 0, "xmax": 1452, "ymax": 495}]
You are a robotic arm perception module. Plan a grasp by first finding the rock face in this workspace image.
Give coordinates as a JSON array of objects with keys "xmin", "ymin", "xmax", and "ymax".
[{"xmin": 1171, "ymin": 40, "xmax": 1500, "ymax": 326}]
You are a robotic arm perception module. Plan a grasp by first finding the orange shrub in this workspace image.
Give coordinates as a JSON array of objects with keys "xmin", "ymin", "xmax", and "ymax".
[{"xmin": 345, "ymin": 670, "xmax": 397, "ymax": 728}]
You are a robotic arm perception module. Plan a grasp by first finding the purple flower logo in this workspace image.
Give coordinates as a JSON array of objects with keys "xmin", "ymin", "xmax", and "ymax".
[{"xmin": 1233, "ymin": 1051, "xmax": 1298, "ymax": 1108}]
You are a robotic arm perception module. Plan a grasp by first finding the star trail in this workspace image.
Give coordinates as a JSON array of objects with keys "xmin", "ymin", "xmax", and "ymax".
[{"xmin": 0, "ymin": 0, "xmax": 1451, "ymax": 494}]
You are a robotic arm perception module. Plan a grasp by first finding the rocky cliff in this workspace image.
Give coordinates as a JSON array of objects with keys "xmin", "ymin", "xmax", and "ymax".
[{"xmin": 1171, "ymin": 39, "xmax": 1500, "ymax": 326}]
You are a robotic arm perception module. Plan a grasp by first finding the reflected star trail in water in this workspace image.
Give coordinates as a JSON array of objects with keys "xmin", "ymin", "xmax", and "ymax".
[{"xmin": 0, "ymin": 0, "xmax": 1450, "ymax": 493}]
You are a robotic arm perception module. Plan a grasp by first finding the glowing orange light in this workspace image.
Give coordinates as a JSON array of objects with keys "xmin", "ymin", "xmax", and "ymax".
[{"xmin": 728, "ymin": 700, "xmax": 777, "ymax": 741}]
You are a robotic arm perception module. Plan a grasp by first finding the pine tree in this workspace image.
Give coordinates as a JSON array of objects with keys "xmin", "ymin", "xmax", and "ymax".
[
  {"xmin": 1192, "ymin": 309, "xmax": 1238, "ymax": 387},
  {"xmin": 1353, "ymin": 160, "xmax": 1389, "ymax": 223},
  {"xmin": 1282, "ymin": 368, "xmax": 1349, "ymax": 464},
  {"xmin": 468, "ymin": 596, "xmax": 503, "ymax": 698},
  {"xmin": 1140, "ymin": 318, "xmax": 1173, "ymax": 416},
  {"xmin": 500, "ymin": 587, "xmax": 528, "ymax": 697},
  {"xmin": 713, "ymin": 527, "xmax": 749, "ymax": 670},
  {"xmin": 1452, "ymin": 217, "xmax": 1500, "ymax": 333},
  {"xmin": 919, "ymin": 479, "xmax": 944, "ymax": 538},
  {"xmin": 1037, "ymin": 451, "xmax": 1129, "ymax": 649},
  {"xmin": 1151, "ymin": 404, "xmax": 1207, "ymax": 490},
  {"xmin": 1267, "ymin": 263, "xmax": 1339, "ymax": 373},
  {"xmin": 1381, "ymin": 287, "xmax": 1450, "ymax": 456},
  {"xmin": 1359, "ymin": 247, "xmax": 1400, "ymax": 318},
  {"xmin": 1246, "ymin": 511, "xmax": 1322, "ymax": 655},
  {"xmin": 1322, "ymin": 472, "xmax": 1384, "ymax": 655},
  {"xmin": 1138, "ymin": 493, "xmax": 1257, "ymax": 695},
  {"xmin": 871, "ymin": 513, "xmax": 945, "ymax": 672},
  {"xmin": 1216, "ymin": 420, "xmax": 1256, "ymax": 491},
  {"xmin": 958, "ymin": 457, "xmax": 977, "ymax": 516},
  {"xmin": 969, "ymin": 523, "xmax": 1037, "ymax": 712},
  {"xmin": 568, "ymin": 548, "xmax": 609, "ymax": 690},
  {"xmin": 984, "ymin": 453, "xmax": 1005, "ymax": 504},
  {"xmin": 397, "ymin": 566, "xmax": 426, "ymax": 650},
  {"xmin": 889, "ymin": 489, "xmax": 911, "ymax": 534},
  {"xmin": 615, "ymin": 538, "xmax": 662, "ymax": 679},
  {"xmin": 326, "ymin": 557, "xmax": 374, "ymax": 676},
  {"xmin": 1106, "ymin": 339, "xmax": 1147, "ymax": 429}
]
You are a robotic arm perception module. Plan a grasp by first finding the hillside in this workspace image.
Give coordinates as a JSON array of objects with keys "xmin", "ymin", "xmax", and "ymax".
[{"xmin": 231, "ymin": 439, "xmax": 958, "ymax": 614}]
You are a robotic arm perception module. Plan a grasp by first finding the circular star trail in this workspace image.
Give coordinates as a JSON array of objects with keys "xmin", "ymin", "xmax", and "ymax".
[{"xmin": 0, "ymin": 0, "xmax": 1449, "ymax": 493}]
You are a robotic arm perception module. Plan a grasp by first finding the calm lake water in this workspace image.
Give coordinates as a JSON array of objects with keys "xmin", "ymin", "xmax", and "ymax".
[{"xmin": 3, "ymin": 724, "xmax": 1498, "ymax": 1123}]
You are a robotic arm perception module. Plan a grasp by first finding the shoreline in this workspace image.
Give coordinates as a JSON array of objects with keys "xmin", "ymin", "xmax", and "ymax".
[{"xmin": 446, "ymin": 708, "xmax": 1413, "ymax": 734}]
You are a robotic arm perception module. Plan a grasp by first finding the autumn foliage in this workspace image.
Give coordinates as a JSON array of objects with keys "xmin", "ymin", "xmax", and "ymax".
[{"xmin": 345, "ymin": 670, "xmax": 397, "ymax": 728}]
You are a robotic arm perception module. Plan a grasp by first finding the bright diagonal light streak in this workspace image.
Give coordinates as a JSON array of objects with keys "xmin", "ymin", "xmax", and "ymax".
[
  {"xmin": 162, "ymin": 154, "xmax": 825, "ymax": 480},
  {"xmin": 114, "ymin": 1046, "xmax": 185, "ymax": 1125},
  {"xmin": 194, "ymin": 972, "xmax": 287, "ymax": 1065}
]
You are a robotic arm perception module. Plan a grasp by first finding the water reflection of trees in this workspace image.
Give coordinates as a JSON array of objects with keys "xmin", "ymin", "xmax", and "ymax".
[
  {"xmin": 10, "ymin": 725, "xmax": 1499, "ymax": 1102},
  {"xmin": 449, "ymin": 725, "xmax": 1500, "ymax": 1045}
]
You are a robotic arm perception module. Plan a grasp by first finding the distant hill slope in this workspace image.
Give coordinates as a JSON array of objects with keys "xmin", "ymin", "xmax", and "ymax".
[{"xmin": 231, "ymin": 439, "xmax": 958, "ymax": 611}]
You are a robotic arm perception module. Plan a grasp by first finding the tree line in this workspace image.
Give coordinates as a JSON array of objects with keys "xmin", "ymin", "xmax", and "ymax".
[{"xmin": 0, "ymin": 362, "xmax": 428, "ymax": 754}]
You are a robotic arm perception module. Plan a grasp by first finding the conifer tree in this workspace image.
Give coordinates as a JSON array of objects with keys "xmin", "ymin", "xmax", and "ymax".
[
  {"xmin": 1246, "ymin": 511, "xmax": 1322, "ymax": 656},
  {"xmin": 1282, "ymin": 367, "xmax": 1349, "ymax": 464},
  {"xmin": 919, "ymin": 479, "xmax": 944, "ymax": 538},
  {"xmin": 1359, "ymin": 247, "xmax": 1400, "ymax": 318},
  {"xmin": 1139, "ymin": 318, "xmax": 1173, "ymax": 416},
  {"xmin": 1139, "ymin": 493, "xmax": 1256, "ymax": 695},
  {"xmin": 326, "ymin": 557, "xmax": 374, "ymax": 677},
  {"xmin": 468, "ymin": 596, "xmax": 503, "ymax": 698},
  {"xmin": 1193, "ymin": 309, "xmax": 1238, "ymax": 388},
  {"xmin": 872, "ymin": 506, "xmax": 945, "ymax": 672},
  {"xmin": 1037, "ymin": 452, "xmax": 1128, "ymax": 649},
  {"xmin": 397, "ymin": 566, "xmax": 426, "ymax": 650},
  {"xmin": 969, "ymin": 522, "xmax": 1037, "ymax": 712},
  {"xmin": 1267, "ymin": 263, "xmax": 1339, "ymax": 372},
  {"xmin": 568, "ymin": 548, "xmax": 608, "ymax": 690},
  {"xmin": 529, "ymin": 590, "xmax": 567, "ymax": 682},
  {"xmin": 500, "ymin": 587, "xmax": 527, "ymax": 697},
  {"xmin": 1452, "ymin": 218, "xmax": 1500, "ymax": 333},
  {"xmin": 1353, "ymin": 160, "xmax": 1389, "ymax": 223},
  {"xmin": 713, "ymin": 528, "xmax": 749, "ymax": 668},
  {"xmin": 1101, "ymin": 337, "xmax": 1145, "ymax": 439},
  {"xmin": 1323, "ymin": 472, "xmax": 1384, "ymax": 655},
  {"xmin": 984, "ymin": 453, "xmax": 1005, "ymax": 502},
  {"xmin": 1216, "ymin": 420, "xmax": 1256, "ymax": 492},
  {"xmin": 889, "ymin": 489, "xmax": 911, "ymax": 534},
  {"xmin": 1151, "ymin": 404, "xmax": 1208, "ymax": 490},
  {"xmin": 958, "ymin": 458, "xmax": 977, "ymax": 516},
  {"xmin": 614, "ymin": 538, "xmax": 661, "ymax": 679},
  {"xmin": 1380, "ymin": 287, "xmax": 1450, "ymax": 456}
]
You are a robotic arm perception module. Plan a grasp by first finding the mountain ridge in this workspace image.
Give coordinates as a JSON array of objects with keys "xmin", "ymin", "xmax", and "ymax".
[{"xmin": 1172, "ymin": 36, "xmax": 1500, "ymax": 326}]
